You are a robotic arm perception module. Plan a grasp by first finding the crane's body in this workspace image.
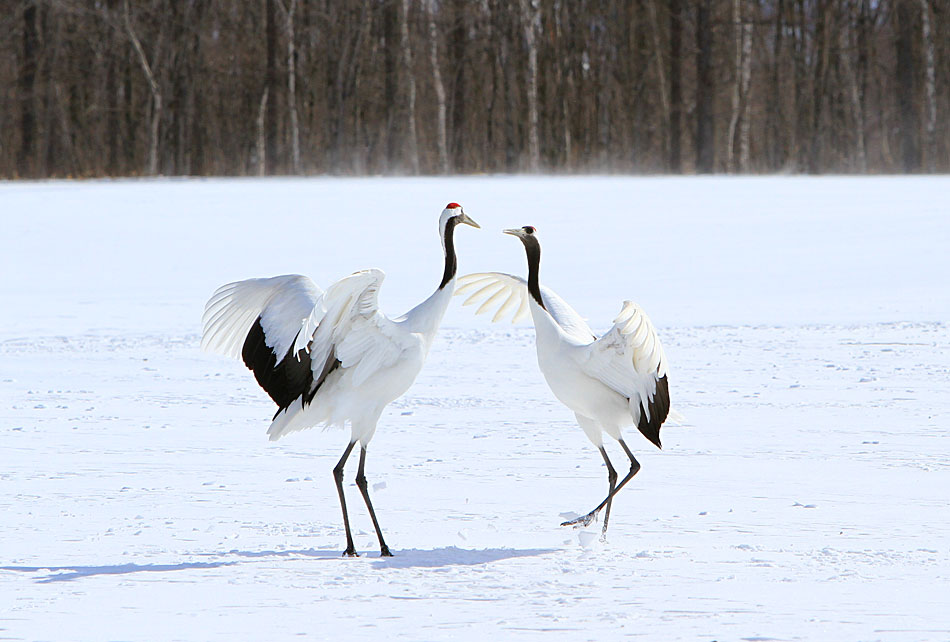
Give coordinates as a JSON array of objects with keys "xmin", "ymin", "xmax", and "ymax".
[
  {"xmin": 202, "ymin": 204, "xmax": 478, "ymax": 556},
  {"xmin": 457, "ymin": 225, "xmax": 670, "ymax": 537},
  {"xmin": 263, "ymin": 277, "xmax": 455, "ymax": 444}
]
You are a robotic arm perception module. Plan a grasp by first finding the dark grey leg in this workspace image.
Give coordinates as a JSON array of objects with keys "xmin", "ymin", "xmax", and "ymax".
[
  {"xmin": 562, "ymin": 439, "xmax": 641, "ymax": 530},
  {"xmin": 355, "ymin": 447, "xmax": 393, "ymax": 557},
  {"xmin": 599, "ymin": 447, "xmax": 619, "ymax": 537},
  {"xmin": 332, "ymin": 441, "xmax": 358, "ymax": 556}
]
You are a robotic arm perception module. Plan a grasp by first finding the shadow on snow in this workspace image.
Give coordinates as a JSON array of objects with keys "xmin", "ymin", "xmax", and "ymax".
[
  {"xmin": 1, "ymin": 546, "xmax": 556, "ymax": 583},
  {"xmin": 215, "ymin": 546, "xmax": 557, "ymax": 568},
  {"xmin": 369, "ymin": 547, "xmax": 557, "ymax": 569},
  {"xmin": 0, "ymin": 561, "xmax": 235, "ymax": 583}
]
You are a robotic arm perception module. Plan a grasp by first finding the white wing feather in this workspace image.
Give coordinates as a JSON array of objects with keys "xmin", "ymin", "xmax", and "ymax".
[
  {"xmin": 456, "ymin": 272, "xmax": 595, "ymax": 341},
  {"xmin": 577, "ymin": 300, "xmax": 668, "ymax": 417},
  {"xmin": 201, "ymin": 275, "xmax": 324, "ymax": 360},
  {"xmin": 310, "ymin": 269, "xmax": 417, "ymax": 388}
]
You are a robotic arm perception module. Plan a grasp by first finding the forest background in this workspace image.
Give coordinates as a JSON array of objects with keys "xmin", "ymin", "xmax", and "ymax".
[{"xmin": 2, "ymin": 0, "xmax": 947, "ymax": 178}]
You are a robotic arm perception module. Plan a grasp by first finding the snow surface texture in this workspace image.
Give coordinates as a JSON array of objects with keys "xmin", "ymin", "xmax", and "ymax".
[{"xmin": 1, "ymin": 177, "xmax": 948, "ymax": 641}]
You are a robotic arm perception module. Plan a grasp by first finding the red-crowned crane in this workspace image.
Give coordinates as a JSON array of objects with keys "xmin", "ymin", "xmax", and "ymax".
[
  {"xmin": 456, "ymin": 226, "xmax": 670, "ymax": 539},
  {"xmin": 201, "ymin": 204, "xmax": 479, "ymax": 557}
]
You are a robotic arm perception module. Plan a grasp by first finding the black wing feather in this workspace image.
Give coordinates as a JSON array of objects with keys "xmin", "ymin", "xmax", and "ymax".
[
  {"xmin": 242, "ymin": 317, "xmax": 314, "ymax": 412},
  {"xmin": 635, "ymin": 375, "xmax": 670, "ymax": 449}
]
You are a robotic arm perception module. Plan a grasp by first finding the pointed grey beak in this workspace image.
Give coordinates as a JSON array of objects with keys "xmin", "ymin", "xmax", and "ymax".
[
  {"xmin": 459, "ymin": 213, "xmax": 480, "ymax": 229},
  {"xmin": 502, "ymin": 228, "xmax": 522, "ymax": 237}
]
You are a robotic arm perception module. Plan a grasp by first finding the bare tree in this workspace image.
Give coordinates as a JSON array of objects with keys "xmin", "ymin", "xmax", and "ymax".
[
  {"xmin": 736, "ymin": 1, "xmax": 753, "ymax": 171},
  {"xmin": 840, "ymin": 8, "xmax": 867, "ymax": 171},
  {"xmin": 808, "ymin": 0, "xmax": 831, "ymax": 173},
  {"xmin": 519, "ymin": 0, "xmax": 541, "ymax": 171},
  {"xmin": 277, "ymin": 0, "xmax": 301, "ymax": 174},
  {"xmin": 766, "ymin": 0, "xmax": 785, "ymax": 170},
  {"xmin": 123, "ymin": 0, "xmax": 162, "ymax": 176},
  {"xmin": 919, "ymin": 0, "xmax": 937, "ymax": 171},
  {"xmin": 265, "ymin": 0, "xmax": 279, "ymax": 174},
  {"xmin": 695, "ymin": 0, "xmax": 715, "ymax": 173},
  {"xmin": 18, "ymin": 0, "xmax": 39, "ymax": 176},
  {"xmin": 726, "ymin": 0, "xmax": 753, "ymax": 172},
  {"xmin": 895, "ymin": 0, "xmax": 919, "ymax": 172},
  {"xmin": 426, "ymin": 0, "xmax": 449, "ymax": 173},
  {"xmin": 647, "ymin": 0, "xmax": 670, "ymax": 163},
  {"xmin": 257, "ymin": 89, "xmax": 268, "ymax": 177},
  {"xmin": 400, "ymin": 0, "xmax": 420, "ymax": 174},
  {"xmin": 668, "ymin": 0, "xmax": 683, "ymax": 171}
]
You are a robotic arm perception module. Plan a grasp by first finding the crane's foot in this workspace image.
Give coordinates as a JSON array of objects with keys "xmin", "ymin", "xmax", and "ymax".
[
  {"xmin": 342, "ymin": 547, "xmax": 359, "ymax": 557},
  {"xmin": 560, "ymin": 510, "xmax": 599, "ymax": 529},
  {"xmin": 379, "ymin": 545, "xmax": 394, "ymax": 557}
]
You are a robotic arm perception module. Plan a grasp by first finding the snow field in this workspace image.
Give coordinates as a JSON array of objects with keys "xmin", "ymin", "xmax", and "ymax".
[{"xmin": 1, "ymin": 177, "xmax": 948, "ymax": 641}]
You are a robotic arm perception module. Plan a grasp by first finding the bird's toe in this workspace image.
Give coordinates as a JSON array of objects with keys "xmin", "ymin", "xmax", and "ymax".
[{"xmin": 560, "ymin": 511, "xmax": 598, "ymax": 528}]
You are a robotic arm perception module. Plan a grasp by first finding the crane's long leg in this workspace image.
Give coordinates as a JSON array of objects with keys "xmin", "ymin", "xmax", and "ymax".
[
  {"xmin": 355, "ymin": 447, "xmax": 393, "ymax": 557},
  {"xmin": 561, "ymin": 439, "xmax": 641, "ymax": 531},
  {"xmin": 599, "ymin": 447, "xmax": 619, "ymax": 538},
  {"xmin": 332, "ymin": 441, "xmax": 358, "ymax": 557}
]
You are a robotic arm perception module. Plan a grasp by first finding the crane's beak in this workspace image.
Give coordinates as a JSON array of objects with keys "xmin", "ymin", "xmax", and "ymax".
[
  {"xmin": 502, "ymin": 228, "xmax": 522, "ymax": 237},
  {"xmin": 458, "ymin": 213, "xmax": 480, "ymax": 229}
]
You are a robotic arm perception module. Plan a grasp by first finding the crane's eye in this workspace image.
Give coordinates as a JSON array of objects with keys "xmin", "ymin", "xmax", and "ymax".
[{"xmin": 524, "ymin": 226, "xmax": 536, "ymax": 234}]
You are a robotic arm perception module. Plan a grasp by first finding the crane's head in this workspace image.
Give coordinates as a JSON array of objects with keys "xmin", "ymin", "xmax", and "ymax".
[
  {"xmin": 503, "ymin": 226, "xmax": 538, "ymax": 240},
  {"xmin": 440, "ymin": 202, "xmax": 480, "ymax": 233}
]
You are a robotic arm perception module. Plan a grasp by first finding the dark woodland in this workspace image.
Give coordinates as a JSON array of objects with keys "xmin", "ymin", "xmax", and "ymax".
[{"xmin": 2, "ymin": 0, "xmax": 948, "ymax": 177}]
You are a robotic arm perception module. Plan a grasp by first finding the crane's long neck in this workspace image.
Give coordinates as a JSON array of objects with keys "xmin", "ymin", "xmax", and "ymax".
[
  {"xmin": 403, "ymin": 216, "xmax": 459, "ymax": 341},
  {"xmin": 439, "ymin": 217, "xmax": 459, "ymax": 290},
  {"xmin": 523, "ymin": 235, "xmax": 546, "ymax": 310}
]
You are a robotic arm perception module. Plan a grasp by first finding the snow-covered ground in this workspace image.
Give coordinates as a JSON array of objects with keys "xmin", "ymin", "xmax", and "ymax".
[{"xmin": 1, "ymin": 177, "xmax": 948, "ymax": 641}]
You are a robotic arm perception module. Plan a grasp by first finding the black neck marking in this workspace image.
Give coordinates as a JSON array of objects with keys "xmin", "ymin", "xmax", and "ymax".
[
  {"xmin": 439, "ymin": 216, "xmax": 460, "ymax": 290},
  {"xmin": 522, "ymin": 234, "xmax": 546, "ymax": 309}
]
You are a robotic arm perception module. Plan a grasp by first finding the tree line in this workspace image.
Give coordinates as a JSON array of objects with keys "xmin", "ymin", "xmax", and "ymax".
[{"xmin": 2, "ymin": 0, "xmax": 947, "ymax": 178}]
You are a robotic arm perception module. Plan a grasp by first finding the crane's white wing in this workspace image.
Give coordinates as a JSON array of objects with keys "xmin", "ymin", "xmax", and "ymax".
[
  {"xmin": 576, "ymin": 300, "xmax": 669, "ymax": 426},
  {"xmin": 201, "ymin": 275, "xmax": 324, "ymax": 360},
  {"xmin": 456, "ymin": 272, "xmax": 596, "ymax": 342},
  {"xmin": 310, "ymin": 269, "xmax": 418, "ymax": 388}
]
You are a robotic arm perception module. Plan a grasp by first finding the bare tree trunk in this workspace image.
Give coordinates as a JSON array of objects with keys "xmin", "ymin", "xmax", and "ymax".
[
  {"xmin": 399, "ymin": 0, "xmax": 419, "ymax": 174},
  {"xmin": 105, "ymin": 44, "xmax": 118, "ymax": 173},
  {"xmin": 695, "ymin": 0, "xmax": 714, "ymax": 173},
  {"xmin": 484, "ymin": 0, "xmax": 498, "ymax": 168},
  {"xmin": 895, "ymin": 0, "xmax": 919, "ymax": 172},
  {"xmin": 726, "ymin": 0, "xmax": 752, "ymax": 172},
  {"xmin": 766, "ymin": 0, "xmax": 784, "ymax": 170},
  {"xmin": 449, "ymin": 3, "xmax": 467, "ymax": 171},
  {"xmin": 257, "ymin": 89, "xmax": 268, "ymax": 177},
  {"xmin": 737, "ymin": 0, "xmax": 753, "ymax": 171},
  {"xmin": 501, "ymin": 11, "xmax": 518, "ymax": 171},
  {"xmin": 265, "ymin": 0, "xmax": 279, "ymax": 174},
  {"xmin": 283, "ymin": 0, "xmax": 301, "ymax": 174},
  {"xmin": 791, "ymin": 0, "xmax": 807, "ymax": 169},
  {"xmin": 123, "ymin": 0, "xmax": 161, "ymax": 176},
  {"xmin": 646, "ymin": 0, "xmax": 670, "ymax": 164},
  {"xmin": 382, "ymin": 0, "xmax": 398, "ymax": 170},
  {"xmin": 190, "ymin": 3, "xmax": 206, "ymax": 176},
  {"xmin": 919, "ymin": 0, "xmax": 937, "ymax": 171},
  {"xmin": 840, "ymin": 13, "xmax": 866, "ymax": 172},
  {"xmin": 426, "ymin": 0, "xmax": 449, "ymax": 174},
  {"xmin": 808, "ymin": 0, "xmax": 829, "ymax": 174},
  {"xmin": 669, "ymin": 0, "xmax": 683, "ymax": 172},
  {"xmin": 558, "ymin": 3, "xmax": 572, "ymax": 169},
  {"xmin": 19, "ymin": 1, "xmax": 39, "ymax": 176},
  {"xmin": 519, "ymin": 0, "xmax": 541, "ymax": 172}
]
